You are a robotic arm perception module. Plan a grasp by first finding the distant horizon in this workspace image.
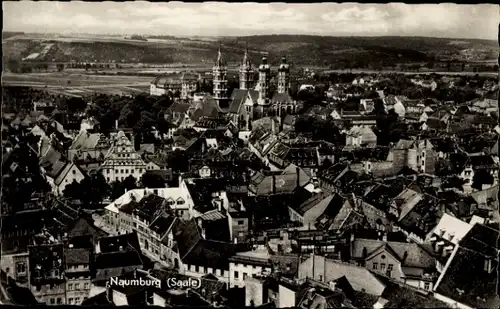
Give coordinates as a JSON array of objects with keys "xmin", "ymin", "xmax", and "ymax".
[
  {"xmin": 3, "ymin": 2, "xmax": 498, "ymax": 40},
  {"xmin": 3, "ymin": 30, "xmax": 497, "ymax": 43}
]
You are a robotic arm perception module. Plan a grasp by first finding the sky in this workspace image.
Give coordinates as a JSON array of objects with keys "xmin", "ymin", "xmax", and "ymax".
[{"xmin": 3, "ymin": 2, "xmax": 499, "ymax": 40}]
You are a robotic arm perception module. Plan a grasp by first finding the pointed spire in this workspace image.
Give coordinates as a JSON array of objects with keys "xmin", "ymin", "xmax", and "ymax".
[
  {"xmin": 215, "ymin": 42, "xmax": 226, "ymax": 68},
  {"xmin": 242, "ymin": 40, "xmax": 251, "ymax": 69}
]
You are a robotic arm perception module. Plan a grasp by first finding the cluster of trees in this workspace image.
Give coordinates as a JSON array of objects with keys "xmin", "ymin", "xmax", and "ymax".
[
  {"xmin": 63, "ymin": 172, "xmax": 110, "ymax": 207},
  {"xmin": 63, "ymin": 172, "xmax": 172, "ymax": 207},
  {"xmin": 294, "ymin": 115, "xmax": 345, "ymax": 146},
  {"xmin": 87, "ymin": 93, "xmax": 173, "ymax": 143}
]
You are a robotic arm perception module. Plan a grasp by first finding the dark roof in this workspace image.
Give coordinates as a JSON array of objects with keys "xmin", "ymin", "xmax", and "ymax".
[
  {"xmin": 97, "ymin": 232, "xmax": 141, "ymax": 254},
  {"xmin": 68, "ymin": 217, "xmax": 107, "ymax": 239},
  {"xmin": 94, "ymin": 250, "xmax": 144, "ymax": 270},
  {"xmin": 229, "ymin": 89, "xmax": 249, "ymax": 114},
  {"xmin": 64, "ymin": 248, "xmax": 90, "ymax": 265},
  {"xmin": 133, "ymin": 194, "xmax": 167, "ymax": 223},
  {"xmin": 435, "ymin": 242, "xmax": 499, "ymax": 308},
  {"xmin": 185, "ymin": 178, "xmax": 227, "ymax": 213},
  {"xmin": 173, "ymin": 220, "xmax": 203, "ymax": 259},
  {"xmin": 149, "ymin": 214, "xmax": 176, "ymax": 237},
  {"xmin": 242, "ymin": 194, "xmax": 294, "ymax": 230},
  {"xmin": 80, "ymin": 291, "xmax": 111, "ymax": 306}
]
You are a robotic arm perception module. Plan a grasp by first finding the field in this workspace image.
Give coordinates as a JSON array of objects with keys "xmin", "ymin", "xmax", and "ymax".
[
  {"xmin": 3, "ymin": 33, "xmax": 497, "ymax": 67},
  {"xmin": 2, "ymin": 72, "xmax": 152, "ymax": 97}
]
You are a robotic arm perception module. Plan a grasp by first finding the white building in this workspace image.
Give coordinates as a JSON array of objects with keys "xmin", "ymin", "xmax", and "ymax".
[{"xmin": 100, "ymin": 131, "xmax": 147, "ymax": 183}]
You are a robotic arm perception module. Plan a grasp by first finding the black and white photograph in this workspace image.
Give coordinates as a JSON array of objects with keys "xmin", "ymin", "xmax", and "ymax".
[{"xmin": 1, "ymin": 1, "xmax": 499, "ymax": 308}]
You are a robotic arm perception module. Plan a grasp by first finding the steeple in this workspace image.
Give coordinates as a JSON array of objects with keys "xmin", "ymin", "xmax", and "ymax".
[
  {"xmin": 277, "ymin": 55, "xmax": 290, "ymax": 94},
  {"xmin": 213, "ymin": 43, "xmax": 228, "ymax": 108},
  {"xmin": 215, "ymin": 43, "xmax": 226, "ymax": 68},
  {"xmin": 239, "ymin": 41, "xmax": 254, "ymax": 90},
  {"xmin": 257, "ymin": 56, "xmax": 271, "ymax": 105}
]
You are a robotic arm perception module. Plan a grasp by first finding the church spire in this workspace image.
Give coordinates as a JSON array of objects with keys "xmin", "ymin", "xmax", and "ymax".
[
  {"xmin": 215, "ymin": 42, "xmax": 226, "ymax": 68},
  {"xmin": 239, "ymin": 40, "xmax": 254, "ymax": 90}
]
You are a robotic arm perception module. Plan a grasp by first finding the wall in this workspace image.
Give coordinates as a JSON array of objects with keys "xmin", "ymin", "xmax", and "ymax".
[
  {"xmin": 278, "ymin": 284, "xmax": 296, "ymax": 308},
  {"xmin": 57, "ymin": 164, "xmax": 86, "ymax": 195},
  {"xmin": 229, "ymin": 215, "xmax": 249, "ymax": 244},
  {"xmin": 245, "ymin": 278, "xmax": 264, "ymax": 307},
  {"xmin": 365, "ymin": 251, "xmax": 403, "ymax": 281},
  {"xmin": 112, "ymin": 289, "xmax": 129, "ymax": 306},
  {"xmin": 0, "ymin": 252, "xmax": 29, "ymax": 286},
  {"xmin": 66, "ymin": 264, "xmax": 91, "ymax": 305},
  {"xmin": 153, "ymin": 293, "xmax": 167, "ymax": 306},
  {"xmin": 31, "ymin": 282, "xmax": 66, "ymax": 305},
  {"xmin": 182, "ymin": 264, "xmax": 229, "ymax": 283},
  {"xmin": 229, "ymin": 262, "xmax": 271, "ymax": 288}
]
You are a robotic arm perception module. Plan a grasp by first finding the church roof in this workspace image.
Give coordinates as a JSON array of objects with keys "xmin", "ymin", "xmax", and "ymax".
[{"xmin": 228, "ymin": 89, "xmax": 259, "ymax": 114}]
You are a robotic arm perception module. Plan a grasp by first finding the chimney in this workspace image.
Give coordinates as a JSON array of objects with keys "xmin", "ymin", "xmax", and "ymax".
[
  {"xmin": 296, "ymin": 166, "xmax": 300, "ymax": 189},
  {"xmin": 272, "ymin": 118, "xmax": 277, "ymax": 135},
  {"xmin": 329, "ymin": 281, "xmax": 337, "ymax": 291},
  {"xmin": 382, "ymin": 233, "xmax": 387, "ymax": 242},
  {"xmin": 115, "ymin": 119, "xmax": 118, "ymax": 130}
]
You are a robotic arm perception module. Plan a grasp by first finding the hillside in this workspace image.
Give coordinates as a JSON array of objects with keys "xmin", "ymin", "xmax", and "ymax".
[{"xmin": 2, "ymin": 34, "xmax": 497, "ymax": 67}]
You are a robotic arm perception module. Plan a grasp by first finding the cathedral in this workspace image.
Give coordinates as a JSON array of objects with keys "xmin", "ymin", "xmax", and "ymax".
[{"xmin": 212, "ymin": 45, "xmax": 299, "ymax": 130}]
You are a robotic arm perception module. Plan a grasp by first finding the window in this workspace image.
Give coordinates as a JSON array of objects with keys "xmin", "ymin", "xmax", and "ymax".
[
  {"xmin": 373, "ymin": 263, "xmax": 378, "ymax": 270},
  {"xmin": 196, "ymin": 266, "xmax": 199, "ymax": 273},
  {"xmin": 424, "ymin": 282, "xmax": 430, "ymax": 290},
  {"xmin": 16, "ymin": 262, "xmax": 26, "ymax": 275},
  {"xmin": 50, "ymin": 298, "xmax": 55, "ymax": 305},
  {"xmin": 319, "ymin": 275, "xmax": 323, "ymax": 282},
  {"xmin": 381, "ymin": 264, "xmax": 386, "ymax": 271},
  {"xmin": 388, "ymin": 264, "xmax": 393, "ymax": 271},
  {"xmin": 68, "ymin": 283, "xmax": 73, "ymax": 290},
  {"xmin": 75, "ymin": 297, "xmax": 80, "ymax": 304},
  {"xmin": 75, "ymin": 283, "xmax": 80, "ymax": 290},
  {"xmin": 234, "ymin": 271, "xmax": 239, "ymax": 279},
  {"xmin": 68, "ymin": 298, "xmax": 74, "ymax": 305},
  {"xmin": 57, "ymin": 298, "xmax": 62, "ymax": 304},
  {"xmin": 72, "ymin": 170, "xmax": 76, "ymax": 175},
  {"xmin": 243, "ymin": 273, "xmax": 247, "ymax": 280},
  {"xmin": 238, "ymin": 220, "xmax": 244, "ymax": 225}
]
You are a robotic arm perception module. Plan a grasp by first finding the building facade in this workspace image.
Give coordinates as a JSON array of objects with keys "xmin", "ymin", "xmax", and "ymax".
[{"xmin": 100, "ymin": 131, "xmax": 147, "ymax": 183}]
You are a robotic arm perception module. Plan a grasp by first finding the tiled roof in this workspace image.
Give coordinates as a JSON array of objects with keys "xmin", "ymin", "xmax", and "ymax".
[{"xmin": 200, "ymin": 209, "xmax": 227, "ymax": 221}]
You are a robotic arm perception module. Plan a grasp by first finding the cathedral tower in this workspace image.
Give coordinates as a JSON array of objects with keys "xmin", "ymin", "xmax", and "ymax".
[
  {"xmin": 239, "ymin": 43, "xmax": 254, "ymax": 90},
  {"xmin": 277, "ymin": 56, "xmax": 290, "ymax": 94},
  {"xmin": 213, "ymin": 45, "xmax": 228, "ymax": 107},
  {"xmin": 257, "ymin": 56, "xmax": 271, "ymax": 106}
]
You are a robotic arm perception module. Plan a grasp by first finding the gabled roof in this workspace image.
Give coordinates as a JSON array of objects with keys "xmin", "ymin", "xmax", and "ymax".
[{"xmin": 352, "ymin": 238, "xmax": 436, "ymax": 269}]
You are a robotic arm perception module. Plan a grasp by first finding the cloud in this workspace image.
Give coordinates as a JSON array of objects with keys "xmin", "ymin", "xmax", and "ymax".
[{"xmin": 2, "ymin": 2, "xmax": 498, "ymax": 39}]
